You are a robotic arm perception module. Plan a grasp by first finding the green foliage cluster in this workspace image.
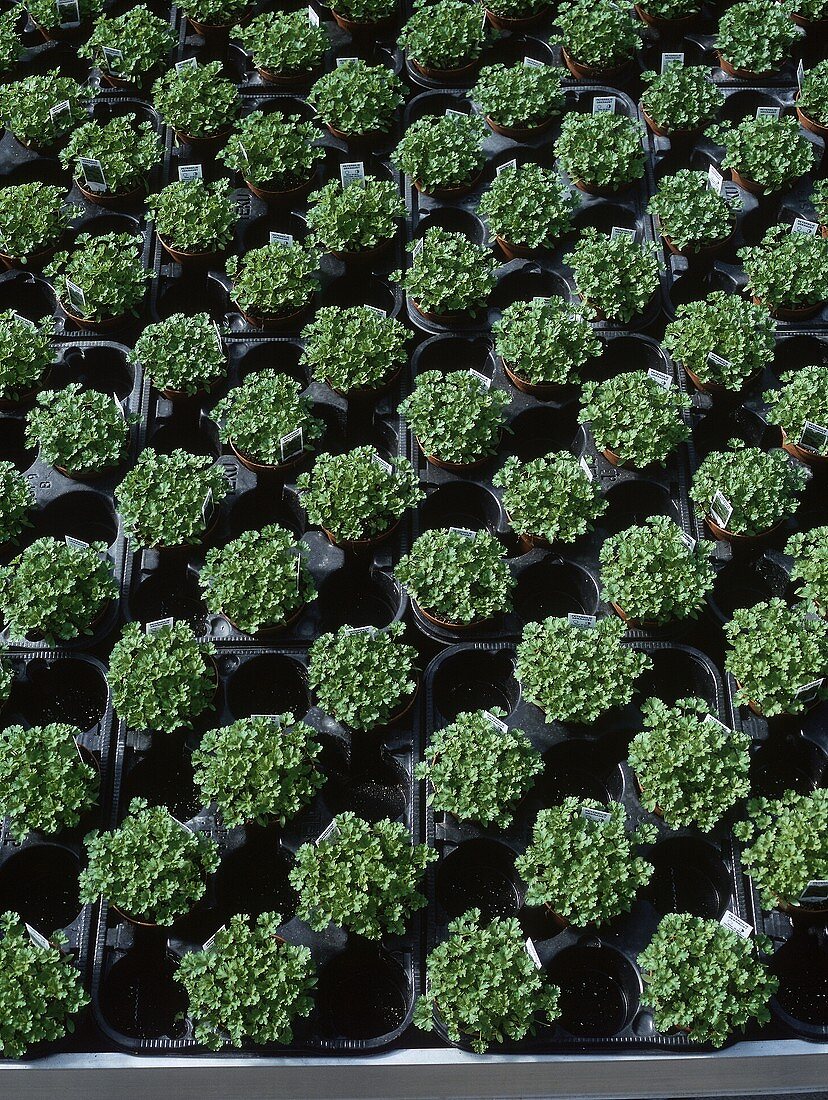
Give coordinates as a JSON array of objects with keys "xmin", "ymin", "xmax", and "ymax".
[
  {"xmin": 146, "ymin": 179, "xmax": 236, "ymax": 253},
  {"xmin": 566, "ymin": 229, "xmax": 660, "ymax": 322},
  {"xmin": 45, "ymin": 232, "xmax": 152, "ymax": 322},
  {"xmin": 235, "ymin": 10, "xmax": 327, "ymax": 75},
  {"xmin": 640, "ymin": 66, "xmax": 724, "ymax": 133},
  {"xmin": 391, "ymin": 113, "xmax": 486, "ymax": 193},
  {"xmin": 581, "ymin": 370, "xmax": 691, "ymax": 467},
  {"xmin": 300, "ymin": 306, "xmax": 408, "ymax": 393},
  {"xmin": 399, "ymin": 0, "xmax": 488, "ymax": 69},
  {"xmin": 152, "ymin": 61, "xmax": 239, "ymax": 138},
  {"xmin": 132, "ymin": 312, "xmax": 227, "ymax": 396},
  {"xmin": 0, "ymin": 461, "xmax": 34, "ymax": 545},
  {"xmin": 478, "ymin": 164, "xmax": 577, "ymax": 249},
  {"xmin": 26, "ymin": 384, "xmax": 130, "ymax": 475},
  {"xmin": 555, "ymin": 112, "xmax": 646, "ymax": 191},
  {"xmin": 61, "ymin": 118, "xmax": 161, "ymax": 196},
  {"xmin": 117, "ymin": 449, "xmax": 229, "ymax": 548},
  {"xmin": 494, "ymin": 453, "xmax": 606, "ymax": 544},
  {"xmin": 663, "ymin": 293, "xmax": 776, "ymax": 390},
  {"xmin": 309, "ymin": 61, "xmax": 404, "ymax": 135},
  {"xmin": 214, "ymin": 370, "xmax": 325, "ymax": 466},
  {"xmin": 398, "ymin": 369, "xmax": 509, "ymax": 462},
  {"xmin": 0, "ymin": 183, "xmax": 72, "ymax": 263},
  {"xmin": 0, "ymin": 312, "xmax": 53, "ymax": 401}
]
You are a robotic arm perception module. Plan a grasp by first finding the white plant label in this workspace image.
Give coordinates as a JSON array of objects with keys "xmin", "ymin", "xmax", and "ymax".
[
  {"xmin": 56, "ymin": 0, "xmax": 79, "ymax": 26},
  {"xmin": 336, "ymin": 56, "xmax": 358, "ymax": 65},
  {"xmin": 720, "ymin": 910, "xmax": 752, "ymax": 938},
  {"xmin": 65, "ymin": 279, "xmax": 86, "ymax": 312},
  {"xmin": 610, "ymin": 226, "xmax": 636, "ymax": 241},
  {"xmin": 49, "ymin": 100, "xmax": 72, "ymax": 125},
  {"xmin": 525, "ymin": 939, "xmax": 543, "ymax": 970},
  {"xmin": 251, "ymin": 715, "xmax": 282, "ymax": 724},
  {"xmin": 12, "ymin": 312, "xmax": 37, "ymax": 329},
  {"xmin": 343, "ymin": 625, "xmax": 376, "ymax": 635},
  {"xmin": 413, "ymin": 236, "xmax": 424, "ymax": 258},
  {"xmin": 308, "ymin": 4, "xmax": 319, "ymax": 23},
  {"xmin": 202, "ymin": 924, "xmax": 227, "ymax": 951},
  {"xmin": 468, "ymin": 367, "xmax": 492, "ymax": 389},
  {"xmin": 482, "ymin": 710, "xmax": 508, "ymax": 733},
  {"xmin": 661, "ymin": 52, "xmax": 684, "ymax": 72},
  {"xmin": 363, "ymin": 304, "xmax": 386, "ymax": 316},
  {"xmin": 295, "ymin": 550, "xmax": 302, "ymax": 589},
  {"xmin": 175, "ymin": 57, "xmax": 198, "ymax": 70},
  {"xmin": 798, "ymin": 421, "xmax": 828, "ymax": 453},
  {"xmin": 212, "ymin": 321, "xmax": 223, "ymax": 356},
  {"xmin": 709, "ymin": 489, "xmax": 733, "ymax": 530},
  {"xmin": 146, "ymin": 617, "xmax": 174, "ymax": 634},
  {"xmin": 707, "ymin": 351, "xmax": 733, "ymax": 371},
  {"xmin": 279, "ymin": 427, "xmax": 304, "ymax": 462},
  {"xmin": 800, "ymin": 880, "xmax": 828, "ymax": 905},
  {"xmin": 755, "ymin": 106, "xmax": 781, "ymax": 119},
  {"xmin": 675, "ymin": 523, "xmax": 696, "ymax": 553},
  {"xmin": 496, "ymin": 159, "xmax": 517, "ymax": 175},
  {"xmin": 113, "ymin": 393, "xmax": 125, "ymax": 419},
  {"xmin": 65, "ymin": 535, "xmax": 88, "ymax": 550},
  {"xmin": 449, "ymin": 526, "xmax": 476, "ymax": 539},
  {"xmin": 178, "ymin": 164, "xmax": 203, "ymax": 181},
  {"xmin": 269, "ymin": 231, "xmax": 294, "ymax": 246},
  {"xmin": 372, "ymin": 454, "xmax": 393, "ymax": 473},
  {"xmin": 26, "ymin": 925, "xmax": 52, "ymax": 951},
  {"xmin": 581, "ymin": 806, "xmax": 611, "ymax": 822},
  {"xmin": 579, "ymin": 456, "xmax": 593, "ymax": 481},
  {"xmin": 101, "ymin": 46, "xmax": 123, "ymax": 71},
  {"xmin": 523, "ymin": 56, "xmax": 544, "ymax": 68},
  {"xmin": 796, "ymin": 678, "xmax": 824, "ymax": 703},
  {"xmin": 647, "ymin": 367, "xmax": 673, "ymax": 390},
  {"xmin": 78, "ymin": 158, "xmax": 107, "ymax": 193},
  {"xmin": 797, "ymin": 59, "xmax": 805, "ymax": 87},
  {"xmin": 339, "ymin": 161, "xmax": 365, "ymax": 188},
  {"xmin": 316, "ymin": 820, "xmax": 340, "ymax": 845},
  {"xmin": 703, "ymin": 713, "xmax": 731, "ymax": 734},
  {"xmin": 707, "ymin": 164, "xmax": 724, "ymax": 194},
  {"xmin": 592, "ymin": 96, "xmax": 616, "ymax": 114},
  {"xmin": 792, "ymin": 217, "xmax": 819, "ymax": 235},
  {"xmin": 445, "ymin": 108, "xmax": 465, "ymax": 118},
  {"xmin": 568, "ymin": 613, "xmax": 596, "ymax": 628},
  {"xmin": 202, "ymin": 487, "xmax": 213, "ymax": 525}
]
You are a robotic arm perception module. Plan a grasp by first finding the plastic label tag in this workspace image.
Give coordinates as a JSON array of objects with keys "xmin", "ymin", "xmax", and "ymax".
[
  {"xmin": 445, "ymin": 108, "xmax": 465, "ymax": 118},
  {"xmin": 755, "ymin": 105, "xmax": 781, "ymax": 119},
  {"xmin": 707, "ymin": 164, "xmax": 724, "ymax": 194},
  {"xmin": 78, "ymin": 158, "xmax": 107, "ymax": 193},
  {"xmin": 579, "ymin": 456, "xmax": 593, "ymax": 481},
  {"xmin": 647, "ymin": 367, "xmax": 673, "ymax": 390},
  {"xmin": 797, "ymin": 59, "xmax": 805, "ymax": 87},
  {"xmin": 251, "ymin": 715, "xmax": 283, "ymax": 725},
  {"xmin": 363, "ymin": 304, "xmax": 386, "ymax": 316},
  {"xmin": 709, "ymin": 489, "xmax": 733, "ymax": 530},
  {"xmin": 482, "ymin": 710, "xmax": 508, "ymax": 733},
  {"xmin": 340, "ymin": 162, "xmax": 365, "ymax": 188},
  {"xmin": 592, "ymin": 96, "xmax": 616, "ymax": 114},
  {"xmin": 50, "ymin": 100, "xmax": 72, "ymax": 127},
  {"xmin": 269, "ymin": 231, "xmax": 294, "ymax": 246},
  {"xmin": 25, "ymin": 924, "xmax": 52, "ymax": 950},
  {"xmin": 343, "ymin": 625, "xmax": 376, "ymax": 635},
  {"xmin": 792, "ymin": 217, "xmax": 819, "ymax": 235},
  {"xmin": 101, "ymin": 46, "xmax": 123, "ymax": 71},
  {"xmin": 798, "ymin": 421, "xmax": 828, "ymax": 453},
  {"xmin": 65, "ymin": 535, "xmax": 88, "ymax": 550},
  {"xmin": 175, "ymin": 57, "xmax": 198, "ymax": 70},
  {"xmin": 308, "ymin": 4, "xmax": 319, "ymax": 23},
  {"xmin": 707, "ymin": 351, "xmax": 733, "ymax": 371},
  {"xmin": 202, "ymin": 924, "xmax": 227, "ymax": 951},
  {"xmin": 525, "ymin": 939, "xmax": 543, "ymax": 969},
  {"xmin": 496, "ymin": 159, "xmax": 517, "ymax": 175},
  {"xmin": 720, "ymin": 910, "xmax": 752, "ymax": 938},
  {"xmin": 65, "ymin": 279, "xmax": 86, "ymax": 312},
  {"xmin": 146, "ymin": 617, "xmax": 174, "ymax": 634},
  {"xmin": 661, "ymin": 52, "xmax": 684, "ymax": 72},
  {"xmin": 56, "ymin": 0, "xmax": 80, "ymax": 26},
  {"xmin": 800, "ymin": 880, "xmax": 828, "ymax": 905},
  {"xmin": 178, "ymin": 164, "xmax": 202, "ymax": 181},
  {"xmin": 581, "ymin": 806, "xmax": 611, "ymax": 822},
  {"xmin": 316, "ymin": 820, "xmax": 340, "ymax": 845},
  {"xmin": 703, "ymin": 713, "xmax": 731, "ymax": 733},
  {"xmin": 675, "ymin": 523, "xmax": 696, "ymax": 553},
  {"xmin": 113, "ymin": 392, "xmax": 125, "ymax": 419},
  {"xmin": 212, "ymin": 321, "xmax": 223, "ymax": 357},
  {"xmin": 279, "ymin": 428, "xmax": 304, "ymax": 463},
  {"xmin": 610, "ymin": 226, "xmax": 636, "ymax": 241},
  {"xmin": 468, "ymin": 367, "xmax": 492, "ymax": 389},
  {"xmin": 568, "ymin": 613, "xmax": 596, "ymax": 628},
  {"xmin": 12, "ymin": 312, "xmax": 37, "ymax": 329},
  {"xmin": 202, "ymin": 487, "xmax": 213, "ymax": 526},
  {"xmin": 449, "ymin": 526, "xmax": 476, "ymax": 539},
  {"xmin": 336, "ymin": 56, "xmax": 358, "ymax": 65},
  {"xmin": 413, "ymin": 236, "xmax": 424, "ymax": 258},
  {"xmin": 523, "ymin": 56, "xmax": 544, "ymax": 67},
  {"xmin": 796, "ymin": 678, "xmax": 824, "ymax": 702},
  {"xmin": 372, "ymin": 454, "xmax": 393, "ymax": 473}
]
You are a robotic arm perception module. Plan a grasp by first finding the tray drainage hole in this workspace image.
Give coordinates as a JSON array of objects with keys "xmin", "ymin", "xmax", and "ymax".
[
  {"xmin": 490, "ymin": 270, "xmax": 568, "ymax": 314},
  {"xmin": 771, "ymin": 935, "xmax": 828, "ymax": 1035},
  {"xmin": 436, "ymin": 838, "xmax": 521, "ymax": 922},
  {"xmin": 228, "ymin": 489, "xmax": 305, "ymax": 539},
  {"xmin": 593, "ymin": 336, "xmax": 667, "ymax": 380},
  {"xmin": 635, "ymin": 648, "xmax": 718, "ymax": 711},
  {"xmin": 123, "ymin": 745, "xmax": 203, "ymax": 824},
  {"xmin": 772, "ymin": 335, "xmax": 828, "ymax": 372},
  {"xmin": 17, "ymin": 656, "xmax": 108, "ymax": 732},
  {"xmin": 149, "ymin": 420, "xmax": 221, "ymax": 460},
  {"xmin": 237, "ymin": 343, "xmax": 308, "ymax": 389},
  {"xmin": 646, "ymin": 837, "xmax": 731, "ymax": 920},
  {"xmin": 321, "ymin": 275, "xmax": 395, "ymax": 314},
  {"xmin": 225, "ymin": 654, "xmax": 309, "ymax": 720},
  {"xmin": 601, "ymin": 480, "xmax": 679, "ymax": 535},
  {"xmin": 319, "ymin": 570, "xmax": 402, "ymax": 632},
  {"xmin": 415, "ymin": 208, "xmax": 487, "ymax": 246},
  {"xmin": 0, "ymin": 845, "xmax": 82, "ymax": 934},
  {"xmin": 532, "ymin": 740, "xmax": 622, "ymax": 806},
  {"xmin": 316, "ymin": 944, "xmax": 410, "ymax": 1041},
  {"xmin": 215, "ymin": 836, "xmax": 297, "ymax": 921},
  {"xmin": 514, "ymin": 560, "xmax": 599, "ymax": 623},
  {"xmin": 100, "ymin": 947, "xmax": 187, "ymax": 1041},
  {"xmin": 35, "ymin": 492, "xmax": 119, "ymax": 547},
  {"xmin": 750, "ymin": 735, "xmax": 828, "ymax": 799},
  {"xmin": 130, "ymin": 568, "xmax": 208, "ymax": 631},
  {"xmin": 432, "ymin": 648, "xmax": 519, "ymax": 721},
  {"xmin": 322, "ymin": 754, "xmax": 408, "ymax": 823},
  {"xmin": 506, "ymin": 406, "xmax": 579, "ymax": 461},
  {"xmin": 547, "ymin": 945, "xmax": 640, "ymax": 1038},
  {"xmin": 0, "ymin": 276, "xmax": 55, "ymax": 322},
  {"xmin": 572, "ymin": 202, "xmax": 635, "ymax": 238},
  {"xmin": 419, "ymin": 481, "xmax": 501, "ymax": 534},
  {"xmin": 155, "ymin": 272, "xmax": 226, "ymax": 323},
  {"xmin": 67, "ymin": 346, "xmax": 134, "ymax": 398},
  {"xmin": 0, "ymin": 418, "xmax": 36, "ymax": 472}
]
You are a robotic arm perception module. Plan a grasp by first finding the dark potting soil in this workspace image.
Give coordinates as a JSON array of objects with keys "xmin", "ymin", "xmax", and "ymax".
[
  {"xmin": 548, "ymin": 946, "xmax": 637, "ymax": 1038},
  {"xmin": 436, "ymin": 839, "xmax": 521, "ymax": 922},
  {"xmin": 215, "ymin": 837, "xmax": 297, "ymax": 921},
  {"xmin": 100, "ymin": 948, "xmax": 188, "ymax": 1040},
  {"xmin": 315, "ymin": 946, "xmax": 408, "ymax": 1040},
  {"xmin": 0, "ymin": 844, "xmax": 82, "ymax": 933},
  {"xmin": 124, "ymin": 751, "xmax": 203, "ymax": 823},
  {"xmin": 20, "ymin": 658, "xmax": 108, "ymax": 731}
]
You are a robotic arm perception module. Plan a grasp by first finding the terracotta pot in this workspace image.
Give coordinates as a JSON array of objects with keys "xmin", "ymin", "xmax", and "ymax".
[
  {"xmin": 502, "ymin": 358, "xmax": 565, "ymax": 398},
  {"xmin": 413, "ymin": 168, "xmax": 483, "ymax": 199},
  {"xmin": 157, "ymin": 232, "xmax": 227, "ymax": 268},
  {"xmin": 822, "ymin": 225, "xmax": 828, "ymax": 240},
  {"xmin": 495, "ymin": 236, "xmax": 537, "ymax": 261},
  {"xmin": 781, "ymin": 428, "xmax": 828, "ymax": 468},
  {"xmin": 187, "ymin": 13, "xmax": 243, "ymax": 35},
  {"xmin": 417, "ymin": 436, "xmax": 496, "ymax": 470},
  {"xmin": 640, "ymin": 106, "xmax": 701, "ymax": 140},
  {"xmin": 410, "ymin": 298, "xmax": 474, "ymax": 325},
  {"xmin": 0, "ymin": 367, "xmax": 50, "ymax": 408},
  {"xmin": 325, "ymin": 362, "xmax": 402, "ymax": 398},
  {"xmin": 485, "ymin": 113, "xmax": 554, "ymax": 140},
  {"xmin": 111, "ymin": 904, "xmax": 163, "ymax": 929},
  {"xmin": 705, "ymin": 514, "xmax": 783, "ymax": 545},
  {"xmin": 235, "ymin": 298, "xmax": 313, "ymax": 330},
  {"xmin": 729, "ymin": 168, "xmax": 768, "ymax": 196},
  {"xmin": 59, "ymin": 301, "xmax": 126, "ymax": 332},
  {"xmin": 777, "ymin": 896, "xmax": 828, "ymax": 918},
  {"xmin": 173, "ymin": 126, "xmax": 233, "ymax": 149},
  {"xmin": 411, "ymin": 56, "xmax": 480, "ymax": 83},
  {"xmin": 0, "ymin": 241, "xmax": 58, "ymax": 270},
  {"xmin": 633, "ymin": 2, "xmax": 697, "ymax": 28},
  {"xmin": 257, "ymin": 64, "xmax": 323, "ymax": 86},
  {"xmin": 330, "ymin": 236, "xmax": 393, "ymax": 267},
  {"xmin": 561, "ymin": 47, "xmax": 630, "ymax": 81},
  {"xmin": 415, "ymin": 599, "xmax": 489, "ymax": 632},
  {"xmin": 792, "ymin": 8, "xmax": 828, "ymax": 25},
  {"xmin": 796, "ymin": 101, "xmax": 828, "ymax": 140},
  {"xmin": 230, "ymin": 440, "xmax": 307, "ymax": 476},
  {"xmin": 633, "ymin": 774, "xmax": 665, "ymax": 818},
  {"xmin": 602, "ymin": 445, "xmax": 633, "ymax": 468},
  {"xmin": 484, "ymin": 3, "xmax": 549, "ymax": 28},
  {"xmin": 245, "ymin": 173, "xmax": 315, "ymax": 205},
  {"xmin": 325, "ymin": 122, "xmax": 385, "ymax": 146},
  {"xmin": 752, "ymin": 295, "xmax": 825, "ymax": 321},
  {"xmin": 322, "ymin": 515, "xmax": 401, "ymax": 550},
  {"xmin": 573, "ymin": 177, "xmax": 623, "ymax": 197},
  {"xmin": 683, "ymin": 363, "xmax": 732, "ymax": 398},
  {"xmin": 717, "ymin": 52, "xmax": 778, "ymax": 80},
  {"xmin": 331, "ymin": 7, "xmax": 396, "ymax": 34},
  {"xmin": 516, "ymin": 530, "xmax": 551, "ymax": 553},
  {"xmin": 101, "ymin": 70, "xmax": 134, "ymax": 89},
  {"xmin": 661, "ymin": 224, "xmax": 734, "ymax": 263},
  {"xmin": 541, "ymin": 904, "xmax": 571, "ymax": 932},
  {"xmin": 77, "ymin": 181, "xmax": 146, "ymax": 209},
  {"xmin": 225, "ymin": 602, "xmax": 306, "ymax": 636},
  {"xmin": 160, "ymin": 384, "xmax": 208, "ymax": 401},
  {"xmin": 610, "ymin": 600, "xmax": 663, "ymax": 632},
  {"xmin": 54, "ymin": 451, "xmax": 124, "ymax": 480}
]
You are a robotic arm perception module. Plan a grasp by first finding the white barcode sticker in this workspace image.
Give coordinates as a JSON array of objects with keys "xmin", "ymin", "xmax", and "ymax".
[
  {"xmin": 65, "ymin": 535, "xmax": 88, "ymax": 550},
  {"xmin": 178, "ymin": 164, "xmax": 202, "ymax": 182},
  {"xmin": 449, "ymin": 526, "xmax": 476, "ymax": 538},
  {"xmin": 279, "ymin": 427, "xmax": 304, "ymax": 462},
  {"xmin": 800, "ymin": 880, "xmax": 828, "ymax": 905},
  {"xmin": 175, "ymin": 57, "xmax": 197, "ymax": 70},
  {"xmin": 482, "ymin": 710, "xmax": 508, "ymax": 733},
  {"xmin": 796, "ymin": 678, "xmax": 824, "ymax": 702},
  {"xmin": 202, "ymin": 924, "xmax": 227, "ymax": 951},
  {"xmin": 496, "ymin": 160, "xmax": 517, "ymax": 176},
  {"xmin": 468, "ymin": 367, "xmax": 492, "ymax": 389},
  {"xmin": 593, "ymin": 96, "xmax": 616, "ymax": 114},
  {"xmin": 269, "ymin": 232, "xmax": 294, "ymax": 246},
  {"xmin": 336, "ymin": 56, "xmax": 358, "ymax": 65},
  {"xmin": 525, "ymin": 938, "xmax": 543, "ymax": 969},
  {"xmin": 523, "ymin": 56, "xmax": 544, "ymax": 68},
  {"xmin": 308, "ymin": 4, "xmax": 319, "ymax": 23},
  {"xmin": 707, "ymin": 351, "xmax": 733, "ymax": 370},
  {"xmin": 720, "ymin": 910, "xmax": 752, "ymax": 938},
  {"xmin": 675, "ymin": 524, "xmax": 696, "ymax": 553},
  {"xmin": 703, "ymin": 713, "xmax": 731, "ymax": 733},
  {"xmin": 372, "ymin": 454, "xmax": 393, "ymax": 473},
  {"xmin": 661, "ymin": 52, "xmax": 684, "ymax": 72},
  {"xmin": 797, "ymin": 59, "xmax": 805, "ymax": 87},
  {"xmin": 792, "ymin": 218, "xmax": 819, "ymax": 236},
  {"xmin": 78, "ymin": 158, "xmax": 107, "ymax": 193},
  {"xmin": 755, "ymin": 106, "xmax": 781, "ymax": 119},
  {"xmin": 798, "ymin": 422, "xmax": 828, "ymax": 453},
  {"xmin": 26, "ymin": 924, "xmax": 52, "ymax": 950},
  {"xmin": 709, "ymin": 489, "xmax": 733, "ymax": 530},
  {"xmin": 146, "ymin": 617, "xmax": 174, "ymax": 634},
  {"xmin": 647, "ymin": 368, "xmax": 673, "ymax": 390},
  {"xmin": 581, "ymin": 806, "xmax": 611, "ymax": 822},
  {"xmin": 445, "ymin": 108, "xmax": 465, "ymax": 118},
  {"xmin": 568, "ymin": 613, "xmax": 597, "ymax": 628},
  {"xmin": 340, "ymin": 162, "xmax": 365, "ymax": 188},
  {"xmin": 610, "ymin": 226, "xmax": 636, "ymax": 241}
]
